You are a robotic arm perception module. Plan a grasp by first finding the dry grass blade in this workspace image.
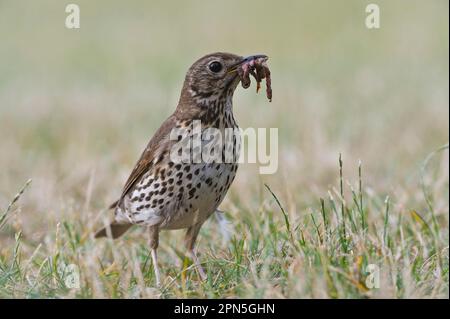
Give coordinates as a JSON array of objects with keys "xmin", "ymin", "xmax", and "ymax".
[
  {"xmin": 264, "ymin": 183, "xmax": 290, "ymax": 233},
  {"xmin": 0, "ymin": 179, "xmax": 32, "ymax": 230}
]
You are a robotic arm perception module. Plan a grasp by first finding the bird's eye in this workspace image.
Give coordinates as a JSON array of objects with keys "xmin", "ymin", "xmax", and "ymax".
[{"xmin": 208, "ymin": 61, "xmax": 223, "ymax": 73}]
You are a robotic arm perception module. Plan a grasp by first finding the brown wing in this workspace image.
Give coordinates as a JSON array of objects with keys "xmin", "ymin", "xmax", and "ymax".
[{"xmin": 116, "ymin": 114, "xmax": 178, "ymax": 205}]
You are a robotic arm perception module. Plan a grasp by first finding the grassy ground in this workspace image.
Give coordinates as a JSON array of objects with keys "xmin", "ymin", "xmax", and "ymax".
[{"xmin": 0, "ymin": 1, "xmax": 448, "ymax": 298}]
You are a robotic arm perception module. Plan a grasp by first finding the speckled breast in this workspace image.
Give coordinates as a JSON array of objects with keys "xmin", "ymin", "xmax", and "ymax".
[{"xmin": 117, "ymin": 106, "xmax": 241, "ymax": 230}]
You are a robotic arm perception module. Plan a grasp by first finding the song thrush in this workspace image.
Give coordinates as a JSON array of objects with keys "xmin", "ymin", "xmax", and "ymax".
[{"xmin": 95, "ymin": 52, "xmax": 271, "ymax": 286}]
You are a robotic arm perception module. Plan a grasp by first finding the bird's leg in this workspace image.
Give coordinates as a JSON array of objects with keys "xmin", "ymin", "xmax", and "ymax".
[
  {"xmin": 148, "ymin": 225, "xmax": 161, "ymax": 287},
  {"xmin": 185, "ymin": 223, "xmax": 207, "ymax": 281}
]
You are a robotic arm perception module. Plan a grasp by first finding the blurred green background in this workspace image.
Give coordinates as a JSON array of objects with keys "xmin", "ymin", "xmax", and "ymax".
[{"xmin": 0, "ymin": 0, "xmax": 448, "ymax": 233}]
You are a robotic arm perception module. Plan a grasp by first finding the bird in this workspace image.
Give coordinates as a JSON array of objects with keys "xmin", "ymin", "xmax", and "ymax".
[{"xmin": 95, "ymin": 52, "xmax": 269, "ymax": 286}]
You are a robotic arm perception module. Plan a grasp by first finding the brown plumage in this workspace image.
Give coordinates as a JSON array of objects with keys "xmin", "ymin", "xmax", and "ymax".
[{"xmin": 95, "ymin": 52, "xmax": 271, "ymax": 286}]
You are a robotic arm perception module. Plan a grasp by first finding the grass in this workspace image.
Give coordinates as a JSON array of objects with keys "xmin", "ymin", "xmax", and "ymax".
[
  {"xmin": 0, "ymin": 151, "xmax": 448, "ymax": 298},
  {"xmin": 0, "ymin": 0, "xmax": 448, "ymax": 298}
]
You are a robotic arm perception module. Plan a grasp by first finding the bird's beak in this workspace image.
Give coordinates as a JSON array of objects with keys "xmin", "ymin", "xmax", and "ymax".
[
  {"xmin": 242, "ymin": 54, "xmax": 268, "ymax": 63},
  {"xmin": 228, "ymin": 54, "xmax": 268, "ymax": 73}
]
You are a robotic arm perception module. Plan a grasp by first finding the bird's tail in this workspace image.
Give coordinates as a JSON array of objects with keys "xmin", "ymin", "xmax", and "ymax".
[
  {"xmin": 95, "ymin": 222, "xmax": 131, "ymax": 239},
  {"xmin": 95, "ymin": 199, "xmax": 131, "ymax": 239}
]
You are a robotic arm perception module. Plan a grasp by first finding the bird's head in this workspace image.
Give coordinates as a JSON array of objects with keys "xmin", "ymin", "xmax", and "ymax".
[{"xmin": 178, "ymin": 52, "xmax": 267, "ymax": 108}]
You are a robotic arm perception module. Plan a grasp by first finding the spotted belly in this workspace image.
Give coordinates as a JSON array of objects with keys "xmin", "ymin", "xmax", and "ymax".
[
  {"xmin": 163, "ymin": 162, "xmax": 238, "ymax": 229},
  {"xmin": 115, "ymin": 161, "xmax": 238, "ymax": 230}
]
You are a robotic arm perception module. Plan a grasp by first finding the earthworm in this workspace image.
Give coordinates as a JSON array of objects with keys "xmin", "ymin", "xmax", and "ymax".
[{"xmin": 238, "ymin": 57, "xmax": 272, "ymax": 102}]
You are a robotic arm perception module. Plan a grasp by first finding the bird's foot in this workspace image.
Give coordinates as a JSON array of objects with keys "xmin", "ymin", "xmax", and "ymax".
[
  {"xmin": 189, "ymin": 249, "xmax": 207, "ymax": 281},
  {"xmin": 196, "ymin": 264, "xmax": 207, "ymax": 281}
]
